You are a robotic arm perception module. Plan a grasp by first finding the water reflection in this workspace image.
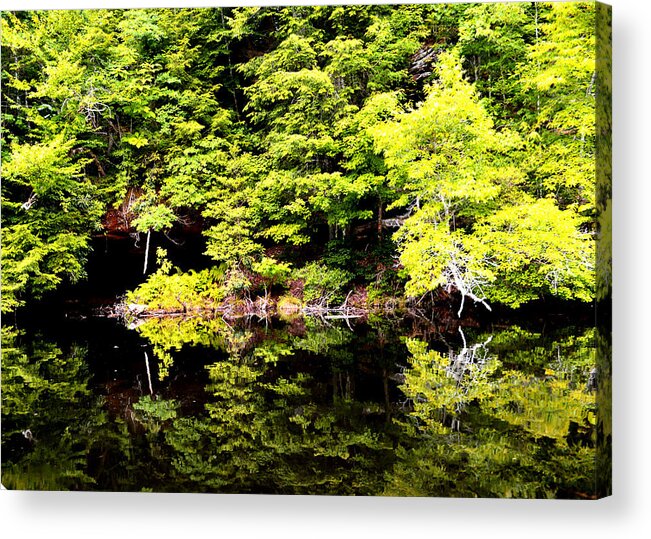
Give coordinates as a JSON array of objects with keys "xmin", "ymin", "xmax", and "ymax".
[
  {"xmin": 2, "ymin": 326, "xmax": 103, "ymax": 490},
  {"xmin": 390, "ymin": 326, "xmax": 597, "ymax": 498},
  {"xmin": 1, "ymin": 314, "xmax": 599, "ymax": 497}
]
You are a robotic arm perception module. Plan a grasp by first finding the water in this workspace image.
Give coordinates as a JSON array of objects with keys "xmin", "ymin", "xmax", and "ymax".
[{"xmin": 1, "ymin": 305, "xmax": 599, "ymax": 498}]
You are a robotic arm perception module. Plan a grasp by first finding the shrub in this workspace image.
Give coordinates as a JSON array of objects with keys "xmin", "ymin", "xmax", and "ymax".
[
  {"xmin": 127, "ymin": 250, "xmax": 226, "ymax": 311},
  {"xmin": 295, "ymin": 262, "xmax": 352, "ymax": 305}
]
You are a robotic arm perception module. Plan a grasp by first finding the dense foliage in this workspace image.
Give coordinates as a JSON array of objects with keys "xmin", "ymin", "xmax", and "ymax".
[{"xmin": 1, "ymin": 3, "xmax": 599, "ymax": 313}]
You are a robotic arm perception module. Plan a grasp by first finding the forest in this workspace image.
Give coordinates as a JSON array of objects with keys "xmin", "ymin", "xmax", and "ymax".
[
  {"xmin": 1, "ymin": 2, "xmax": 612, "ymax": 498},
  {"xmin": 1, "ymin": 2, "xmax": 607, "ymax": 318}
]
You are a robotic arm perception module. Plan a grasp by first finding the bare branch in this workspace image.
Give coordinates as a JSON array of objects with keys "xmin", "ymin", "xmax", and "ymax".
[{"xmin": 21, "ymin": 192, "xmax": 37, "ymax": 211}]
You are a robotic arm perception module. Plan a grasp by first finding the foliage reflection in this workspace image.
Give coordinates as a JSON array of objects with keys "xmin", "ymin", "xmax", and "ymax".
[
  {"xmin": 2, "ymin": 318, "xmax": 598, "ymax": 497},
  {"xmin": 387, "ymin": 326, "xmax": 597, "ymax": 498}
]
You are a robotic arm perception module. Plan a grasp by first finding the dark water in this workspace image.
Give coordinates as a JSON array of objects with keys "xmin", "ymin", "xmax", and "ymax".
[{"xmin": 1, "ymin": 305, "xmax": 600, "ymax": 498}]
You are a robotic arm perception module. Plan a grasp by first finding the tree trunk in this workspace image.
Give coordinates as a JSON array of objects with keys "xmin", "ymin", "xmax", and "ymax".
[
  {"xmin": 143, "ymin": 229, "xmax": 151, "ymax": 275},
  {"xmin": 377, "ymin": 198, "xmax": 383, "ymax": 240},
  {"xmin": 144, "ymin": 351, "xmax": 153, "ymax": 395}
]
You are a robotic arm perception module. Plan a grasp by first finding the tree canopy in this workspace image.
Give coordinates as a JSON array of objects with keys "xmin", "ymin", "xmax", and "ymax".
[{"xmin": 1, "ymin": 3, "xmax": 600, "ymax": 314}]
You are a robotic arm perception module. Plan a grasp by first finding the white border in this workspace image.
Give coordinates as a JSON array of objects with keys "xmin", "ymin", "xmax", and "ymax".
[{"xmin": 2, "ymin": 1, "xmax": 649, "ymax": 537}]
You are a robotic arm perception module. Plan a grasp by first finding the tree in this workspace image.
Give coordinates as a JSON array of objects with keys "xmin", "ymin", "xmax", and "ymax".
[
  {"xmin": 456, "ymin": 2, "xmax": 535, "ymax": 121},
  {"xmin": 373, "ymin": 45, "xmax": 595, "ymax": 311},
  {"xmin": 373, "ymin": 51, "xmax": 521, "ymax": 311},
  {"xmin": 1, "ymin": 135, "xmax": 102, "ymax": 311},
  {"xmin": 518, "ymin": 2, "xmax": 597, "ymax": 213},
  {"xmin": 475, "ymin": 198, "xmax": 594, "ymax": 307}
]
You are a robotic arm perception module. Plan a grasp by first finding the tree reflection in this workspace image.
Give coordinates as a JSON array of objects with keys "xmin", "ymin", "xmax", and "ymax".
[
  {"xmin": 129, "ymin": 316, "xmax": 232, "ymax": 379},
  {"xmin": 1, "ymin": 326, "xmax": 101, "ymax": 490},
  {"xmin": 149, "ymin": 319, "xmax": 397, "ymax": 494},
  {"xmin": 2, "ymin": 317, "xmax": 601, "ymax": 497},
  {"xmin": 386, "ymin": 326, "xmax": 598, "ymax": 498}
]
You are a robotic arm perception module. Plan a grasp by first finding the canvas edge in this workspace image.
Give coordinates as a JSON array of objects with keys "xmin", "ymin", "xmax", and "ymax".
[{"xmin": 595, "ymin": 0, "xmax": 612, "ymax": 500}]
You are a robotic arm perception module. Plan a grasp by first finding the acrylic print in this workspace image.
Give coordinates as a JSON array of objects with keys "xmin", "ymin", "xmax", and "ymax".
[{"xmin": 1, "ymin": 1, "xmax": 611, "ymax": 498}]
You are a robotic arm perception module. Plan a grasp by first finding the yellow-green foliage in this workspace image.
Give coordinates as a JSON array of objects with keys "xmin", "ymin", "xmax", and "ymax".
[
  {"xmin": 374, "ymin": 49, "xmax": 596, "ymax": 307},
  {"xmin": 2, "ymin": 4, "xmax": 604, "ymax": 314},
  {"xmin": 404, "ymin": 338, "xmax": 501, "ymax": 430},
  {"xmin": 476, "ymin": 198, "xmax": 595, "ymax": 307},
  {"xmin": 295, "ymin": 261, "xmax": 352, "ymax": 304},
  {"xmin": 127, "ymin": 252, "xmax": 226, "ymax": 312},
  {"xmin": 403, "ymin": 331, "xmax": 595, "ymax": 439},
  {"xmin": 252, "ymin": 256, "xmax": 292, "ymax": 290}
]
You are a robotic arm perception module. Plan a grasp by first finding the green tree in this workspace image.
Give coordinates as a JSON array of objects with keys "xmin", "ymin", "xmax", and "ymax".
[
  {"xmin": 456, "ymin": 2, "xmax": 536, "ymax": 120},
  {"xmin": 374, "ymin": 47, "xmax": 594, "ymax": 311},
  {"xmin": 2, "ymin": 4, "xmax": 602, "ymax": 315},
  {"xmin": 1, "ymin": 135, "xmax": 102, "ymax": 311},
  {"xmin": 519, "ymin": 2, "xmax": 597, "ymax": 212}
]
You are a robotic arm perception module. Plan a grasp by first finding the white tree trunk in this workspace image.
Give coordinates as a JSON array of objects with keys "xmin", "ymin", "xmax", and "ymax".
[
  {"xmin": 143, "ymin": 229, "xmax": 151, "ymax": 275},
  {"xmin": 144, "ymin": 351, "xmax": 153, "ymax": 395}
]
